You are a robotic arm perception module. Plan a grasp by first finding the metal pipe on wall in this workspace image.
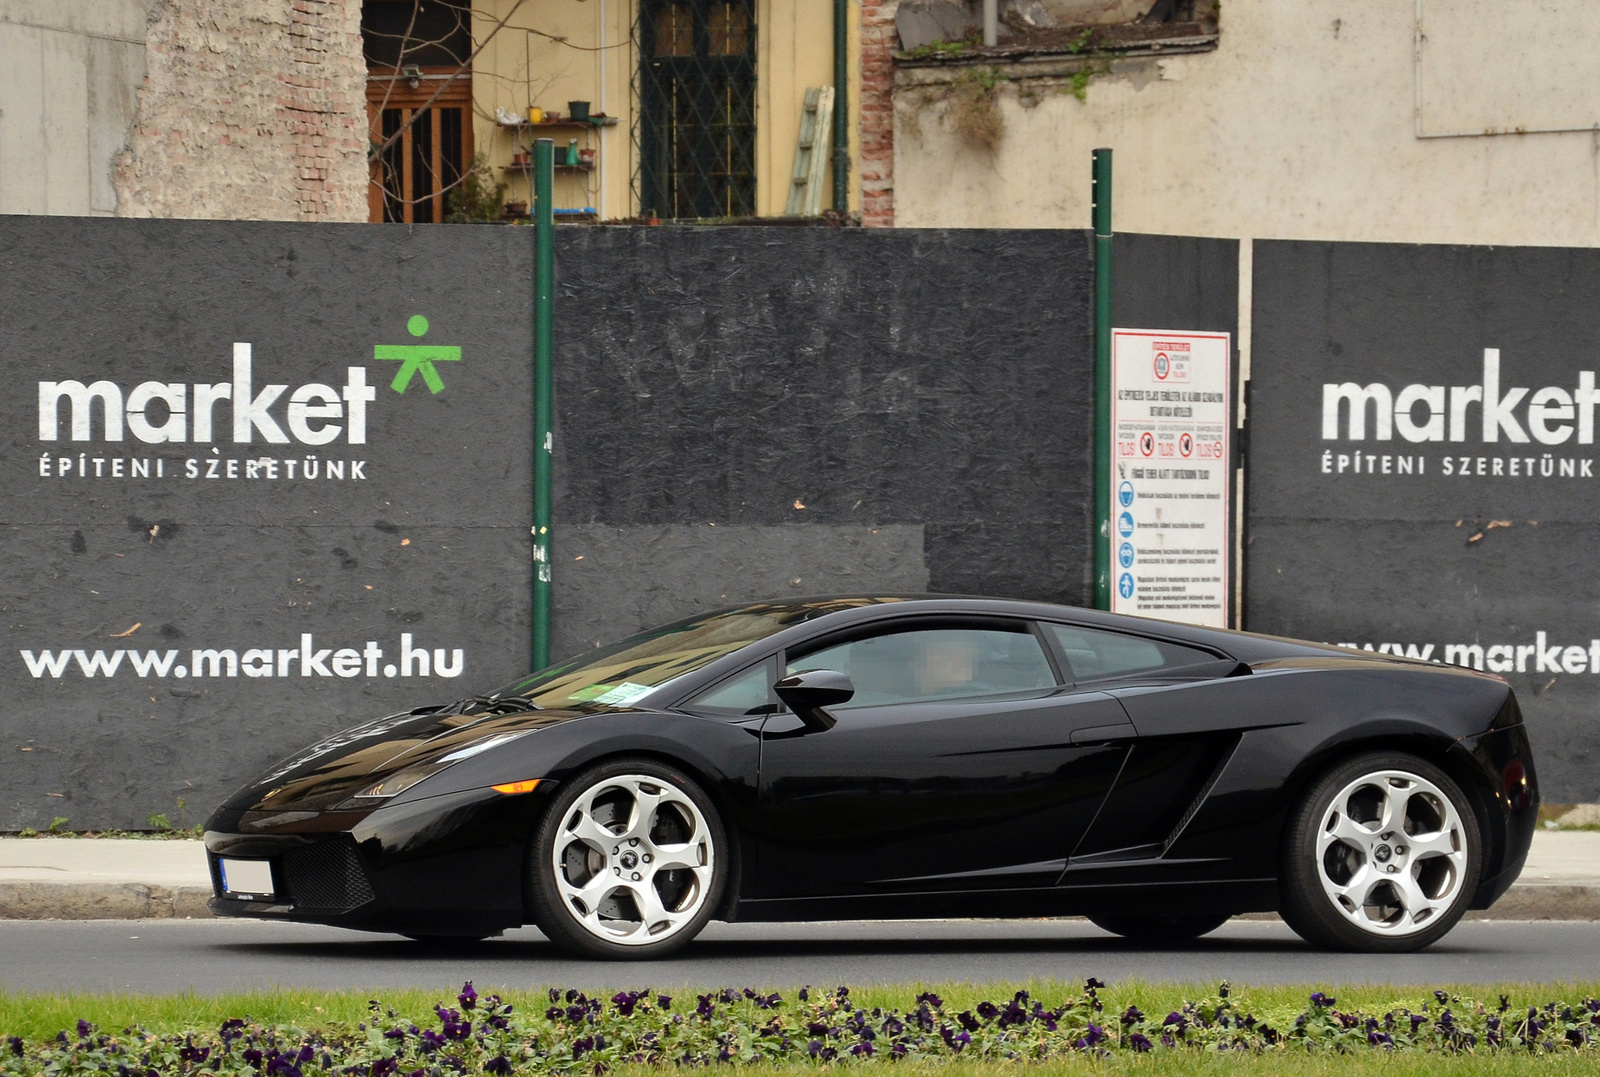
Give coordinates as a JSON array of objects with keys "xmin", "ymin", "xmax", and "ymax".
[
  {"xmin": 983, "ymin": 0, "xmax": 998, "ymax": 47},
  {"xmin": 1092, "ymin": 147, "xmax": 1113, "ymax": 610},
  {"xmin": 833, "ymin": 0, "xmax": 850, "ymax": 212},
  {"xmin": 532, "ymin": 138, "xmax": 555, "ymax": 670},
  {"xmin": 597, "ymin": 0, "xmax": 607, "ymax": 221}
]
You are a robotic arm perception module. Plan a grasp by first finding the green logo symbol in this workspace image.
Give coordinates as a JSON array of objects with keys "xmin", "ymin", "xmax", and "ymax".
[{"xmin": 374, "ymin": 315, "xmax": 461, "ymax": 394}]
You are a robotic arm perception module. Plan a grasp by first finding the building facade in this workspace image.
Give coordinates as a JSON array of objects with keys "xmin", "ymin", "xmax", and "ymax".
[
  {"xmin": 13, "ymin": 0, "xmax": 1594, "ymax": 241},
  {"xmin": 0, "ymin": 0, "xmax": 369, "ymax": 221},
  {"xmin": 457, "ymin": 0, "xmax": 862, "ymax": 223},
  {"xmin": 880, "ymin": 0, "xmax": 1600, "ymax": 248},
  {"xmin": 0, "ymin": 0, "xmax": 865, "ymax": 223}
]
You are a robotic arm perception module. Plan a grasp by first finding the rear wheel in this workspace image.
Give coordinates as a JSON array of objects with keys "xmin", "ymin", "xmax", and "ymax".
[
  {"xmin": 1088, "ymin": 913, "xmax": 1230, "ymax": 943},
  {"xmin": 1281, "ymin": 751, "xmax": 1480, "ymax": 952},
  {"xmin": 528, "ymin": 758, "xmax": 725, "ymax": 959}
]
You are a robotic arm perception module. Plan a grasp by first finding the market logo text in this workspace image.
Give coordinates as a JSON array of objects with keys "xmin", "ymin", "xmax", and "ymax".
[
  {"xmin": 1322, "ymin": 349, "xmax": 1600, "ymax": 446},
  {"xmin": 41, "ymin": 346, "xmax": 373, "ymax": 447},
  {"xmin": 1318, "ymin": 348, "xmax": 1600, "ymax": 479},
  {"xmin": 33, "ymin": 320, "xmax": 459, "ymax": 482},
  {"xmin": 36, "ymin": 318, "xmax": 457, "ymax": 447},
  {"xmin": 20, "ymin": 634, "xmax": 463, "ymax": 680},
  {"xmin": 1340, "ymin": 632, "xmax": 1600, "ymax": 676}
]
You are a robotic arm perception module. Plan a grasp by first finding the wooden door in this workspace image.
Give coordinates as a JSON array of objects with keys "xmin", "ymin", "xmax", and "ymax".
[{"xmin": 367, "ymin": 73, "xmax": 474, "ymax": 223}]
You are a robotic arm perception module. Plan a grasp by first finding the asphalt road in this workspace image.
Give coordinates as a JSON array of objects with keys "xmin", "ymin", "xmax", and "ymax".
[{"xmin": 1, "ymin": 918, "xmax": 1597, "ymax": 995}]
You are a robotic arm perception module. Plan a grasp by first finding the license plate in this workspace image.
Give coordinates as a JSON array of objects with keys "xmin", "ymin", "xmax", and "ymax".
[{"xmin": 219, "ymin": 858, "xmax": 275, "ymax": 898}]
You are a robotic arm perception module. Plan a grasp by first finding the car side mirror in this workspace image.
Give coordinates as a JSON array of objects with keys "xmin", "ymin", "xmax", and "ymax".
[{"xmin": 774, "ymin": 669, "xmax": 853, "ymax": 732}]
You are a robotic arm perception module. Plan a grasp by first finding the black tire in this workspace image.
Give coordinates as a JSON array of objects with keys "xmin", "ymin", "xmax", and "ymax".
[
  {"xmin": 528, "ymin": 757, "xmax": 727, "ymax": 959},
  {"xmin": 1280, "ymin": 751, "xmax": 1481, "ymax": 953},
  {"xmin": 1088, "ymin": 913, "xmax": 1230, "ymax": 943}
]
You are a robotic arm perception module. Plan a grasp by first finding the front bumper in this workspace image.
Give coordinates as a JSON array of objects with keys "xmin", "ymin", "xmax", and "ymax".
[
  {"xmin": 207, "ymin": 833, "xmax": 378, "ymax": 919},
  {"xmin": 205, "ymin": 784, "xmax": 546, "ymax": 936}
]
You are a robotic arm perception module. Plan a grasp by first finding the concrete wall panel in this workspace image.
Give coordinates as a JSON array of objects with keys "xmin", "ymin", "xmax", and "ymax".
[
  {"xmin": 0, "ymin": 0, "xmax": 146, "ymax": 217},
  {"xmin": 39, "ymin": 25, "xmax": 91, "ymax": 215},
  {"xmin": 0, "ymin": 23, "xmax": 49, "ymax": 215}
]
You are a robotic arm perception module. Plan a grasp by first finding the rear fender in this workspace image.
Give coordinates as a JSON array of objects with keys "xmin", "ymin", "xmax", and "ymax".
[{"xmin": 1165, "ymin": 720, "xmax": 1470, "ymax": 875}]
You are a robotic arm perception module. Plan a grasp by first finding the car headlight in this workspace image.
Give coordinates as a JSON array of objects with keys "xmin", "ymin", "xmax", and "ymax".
[
  {"xmin": 348, "ymin": 732, "xmax": 529, "ymax": 801},
  {"xmin": 352, "ymin": 761, "xmax": 453, "ymax": 800}
]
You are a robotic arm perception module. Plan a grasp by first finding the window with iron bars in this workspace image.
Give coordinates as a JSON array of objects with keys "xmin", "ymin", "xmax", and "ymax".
[
  {"xmin": 635, "ymin": 0, "xmax": 757, "ymax": 220},
  {"xmin": 363, "ymin": 1, "xmax": 473, "ymax": 223}
]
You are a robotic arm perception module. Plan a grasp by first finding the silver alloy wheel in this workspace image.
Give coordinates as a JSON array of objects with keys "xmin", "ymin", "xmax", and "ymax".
[
  {"xmin": 549, "ymin": 772, "xmax": 715, "ymax": 947},
  {"xmin": 1315, "ymin": 768, "xmax": 1469, "ymax": 936}
]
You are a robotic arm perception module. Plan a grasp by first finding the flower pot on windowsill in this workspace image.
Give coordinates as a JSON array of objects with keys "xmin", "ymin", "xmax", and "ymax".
[{"xmin": 504, "ymin": 201, "xmax": 528, "ymax": 218}]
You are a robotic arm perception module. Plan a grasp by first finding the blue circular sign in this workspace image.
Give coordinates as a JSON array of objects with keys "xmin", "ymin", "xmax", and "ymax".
[
  {"xmin": 1118, "ymin": 480, "xmax": 1134, "ymax": 508},
  {"xmin": 1118, "ymin": 573, "xmax": 1135, "ymax": 599},
  {"xmin": 1117, "ymin": 511, "xmax": 1135, "ymax": 538},
  {"xmin": 1118, "ymin": 541, "xmax": 1135, "ymax": 568}
]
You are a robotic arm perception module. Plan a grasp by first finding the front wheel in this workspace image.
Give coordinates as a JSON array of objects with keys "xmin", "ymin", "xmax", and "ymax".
[
  {"xmin": 528, "ymin": 758, "xmax": 726, "ymax": 959},
  {"xmin": 1088, "ymin": 913, "xmax": 1230, "ymax": 943},
  {"xmin": 1280, "ymin": 751, "xmax": 1481, "ymax": 952}
]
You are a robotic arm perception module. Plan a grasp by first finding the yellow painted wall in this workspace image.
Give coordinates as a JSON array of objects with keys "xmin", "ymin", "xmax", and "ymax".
[{"xmin": 470, "ymin": 0, "xmax": 859, "ymax": 219}]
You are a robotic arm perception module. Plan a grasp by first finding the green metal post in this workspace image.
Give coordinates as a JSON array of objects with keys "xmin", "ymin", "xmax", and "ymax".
[
  {"xmin": 532, "ymin": 137, "xmax": 555, "ymax": 670},
  {"xmin": 1092, "ymin": 148, "xmax": 1113, "ymax": 611},
  {"xmin": 832, "ymin": 0, "xmax": 850, "ymax": 212}
]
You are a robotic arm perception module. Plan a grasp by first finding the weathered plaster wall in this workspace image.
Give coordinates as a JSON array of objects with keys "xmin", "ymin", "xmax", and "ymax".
[
  {"xmin": 0, "ymin": 1, "xmax": 149, "ymax": 216},
  {"xmin": 893, "ymin": 0, "xmax": 1600, "ymax": 247},
  {"xmin": 115, "ymin": 0, "xmax": 368, "ymax": 221}
]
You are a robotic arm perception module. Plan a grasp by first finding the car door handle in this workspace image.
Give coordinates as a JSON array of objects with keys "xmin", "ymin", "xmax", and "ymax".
[{"xmin": 1070, "ymin": 722, "xmax": 1137, "ymax": 744}]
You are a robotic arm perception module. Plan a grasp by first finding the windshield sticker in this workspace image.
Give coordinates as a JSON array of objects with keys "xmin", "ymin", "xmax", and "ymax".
[
  {"xmin": 567, "ymin": 684, "xmax": 615, "ymax": 702},
  {"xmin": 592, "ymin": 682, "xmax": 654, "ymax": 706}
]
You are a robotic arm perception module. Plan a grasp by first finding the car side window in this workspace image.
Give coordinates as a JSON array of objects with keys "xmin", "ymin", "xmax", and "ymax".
[
  {"xmin": 1043, "ymin": 623, "xmax": 1216, "ymax": 682},
  {"xmin": 683, "ymin": 658, "xmax": 779, "ymax": 717},
  {"xmin": 787, "ymin": 626, "xmax": 1055, "ymax": 709}
]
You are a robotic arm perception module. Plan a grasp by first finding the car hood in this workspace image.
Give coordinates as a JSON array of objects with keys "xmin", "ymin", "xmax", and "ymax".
[{"xmin": 220, "ymin": 703, "xmax": 598, "ymax": 813}]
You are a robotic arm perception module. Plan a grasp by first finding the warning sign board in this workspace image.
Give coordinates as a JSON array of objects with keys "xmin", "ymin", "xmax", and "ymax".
[{"xmin": 1109, "ymin": 328, "xmax": 1232, "ymax": 627}]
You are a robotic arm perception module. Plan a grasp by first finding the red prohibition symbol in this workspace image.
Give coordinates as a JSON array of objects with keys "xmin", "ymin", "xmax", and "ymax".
[
  {"xmin": 1179, "ymin": 432, "xmax": 1193, "ymax": 457},
  {"xmin": 1154, "ymin": 352, "xmax": 1170, "ymax": 379},
  {"xmin": 1139, "ymin": 431, "xmax": 1155, "ymax": 456}
]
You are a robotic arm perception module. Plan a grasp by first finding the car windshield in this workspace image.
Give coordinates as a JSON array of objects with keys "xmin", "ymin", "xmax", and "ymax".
[{"xmin": 491, "ymin": 598, "xmax": 900, "ymax": 708}]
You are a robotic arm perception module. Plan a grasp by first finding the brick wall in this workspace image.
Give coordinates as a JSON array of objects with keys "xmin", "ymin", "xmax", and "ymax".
[
  {"xmin": 859, "ymin": 0, "xmax": 897, "ymax": 227},
  {"xmin": 115, "ymin": 0, "xmax": 367, "ymax": 221}
]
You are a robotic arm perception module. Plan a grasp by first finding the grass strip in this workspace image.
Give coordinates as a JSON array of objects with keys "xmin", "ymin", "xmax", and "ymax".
[{"xmin": 4, "ymin": 980, "xmax": 1600, "ymax": 1074}]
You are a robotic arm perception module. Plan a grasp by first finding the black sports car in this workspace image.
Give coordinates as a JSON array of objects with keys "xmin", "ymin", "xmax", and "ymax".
[{"xmin": 205, "ymin": 596, "xmax": 1538, "ymax": 956}]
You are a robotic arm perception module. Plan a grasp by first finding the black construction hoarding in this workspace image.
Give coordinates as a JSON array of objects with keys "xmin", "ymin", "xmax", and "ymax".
[
  {"xmin": 1247, "ymin": 240, "xmax": 1600, "ymax": 803},
  {"xmin": 8, "ymin": 217, "xmax": 1176, "ymax": 829},
  {"xmin": 1, "ymin": 218, "xmax": 536, "ymax": 830}
]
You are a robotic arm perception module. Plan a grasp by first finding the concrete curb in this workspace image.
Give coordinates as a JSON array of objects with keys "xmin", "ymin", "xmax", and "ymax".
[
  {"xmin": 1233, "ymin": 885, "xmax": 1600, "ymax": 923},
  {"xmin": 1466, "ymin": 885, "xmax": 1600, "ymax": 921},
  {"xmin": 0, "ymin": 882, "xmax": 1595, "ymax": 922},
  {"xmin": 0, "ymin": 882, "xmax": 214, "ymax": 920}
]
